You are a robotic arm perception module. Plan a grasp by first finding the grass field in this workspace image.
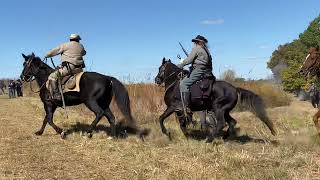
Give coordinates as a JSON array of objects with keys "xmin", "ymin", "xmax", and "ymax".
[{"xmin": 0, "ymin": 83, "xmax": 320, "ymax": 179}]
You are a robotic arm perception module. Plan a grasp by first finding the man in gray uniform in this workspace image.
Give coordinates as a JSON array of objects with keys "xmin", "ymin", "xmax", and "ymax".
[
  {"xmin": 45, "ymin": 34, "xmax": 86, "ymax": 101},
  {"xmin": 177, "ymin": 35, "xmax": 213, "ymax": 111}
]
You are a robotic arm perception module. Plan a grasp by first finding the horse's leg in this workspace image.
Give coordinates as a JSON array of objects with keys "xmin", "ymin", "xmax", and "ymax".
[
  {"xmin": 176, "ymin": 111, "xmax": 189, "ymax": 137},
  {"xmin": 206, "ymin": 108, "xmax": 225, "ymax": 143},
  {"xmin": 85, "ymin": 100, "xmax": 105, "ymax": 138},
  {"xmin": 224, "ymin": 111, "xmax": 237, "ymax": 139},
  {"xmin": 159, "ymin": 107, "xmax": 175, "ymax": 140},
  {"xmin": 35, "ymin": 105, "xmax": 57, "ymax": 136},
  {"xmin": 313, "ymin": 109, "xmax": 320, "ymax": 136},
  {"xmin": 104, "ymin": 108, "xmax": 116, "ymax": 137},
  {"xmin": 199, "ymin": 111, "xmax": 208, "ymax": 130},
  {"xmin": 48, "ymin": 112, "xmax": 66, "ymax": 139},
  {"xmin": 40, "ymin": 103, "xmax": 63, "ymax": 136}
]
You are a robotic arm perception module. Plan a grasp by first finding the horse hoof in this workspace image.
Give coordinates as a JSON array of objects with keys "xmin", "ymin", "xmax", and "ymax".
[
  {"xmin": 35, "ymin": 131, "xmax": 43, "ymax": 136},
  {"xmin": 87, "ymin": 133, "xmax": 93, "ymax": 138},
  {"xmin": 206, "ymin": 138, "xmax": 213, "ymax": 143},
  {"xmin": 60, "ymin": 131, "xmax": 67, "ymax": 139},
  {"xmin": 107, "ymin": 136, "xmax": 113, "ymax": 140}
]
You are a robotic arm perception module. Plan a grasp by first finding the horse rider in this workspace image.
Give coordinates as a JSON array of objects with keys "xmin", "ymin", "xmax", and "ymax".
[
  {"xmin": 177, "ymin": 35, "xmax": 214, "ymax": 112},
  {"xmin": 45, "ymin": 34, "xmax": 86, "ymax": 101}
]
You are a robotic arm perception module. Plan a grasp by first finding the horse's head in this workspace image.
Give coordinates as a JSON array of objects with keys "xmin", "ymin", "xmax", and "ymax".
[
  {"xmin": 155, "ymin": 58, "xmax": 189, "ymax": 85},
  {"xmin": 155, "ymin": 58, "xmax": 172, "ymax": 85},
  {"xmin": 300, "ymin": 47, "xmax": 320, "ymax": 78},
  {"xmin": 20, "ymin": 53, "xmax": 43, "ymax": 82}
]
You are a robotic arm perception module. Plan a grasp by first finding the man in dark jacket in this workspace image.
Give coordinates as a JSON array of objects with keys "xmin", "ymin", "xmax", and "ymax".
[{"xmin": 8, "ymin": 80, "xmax": 16, "ymax": 99}]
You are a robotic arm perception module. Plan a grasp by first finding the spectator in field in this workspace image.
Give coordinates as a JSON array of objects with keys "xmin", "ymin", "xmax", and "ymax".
[
  {"xmin": 8, "ymin": 80, "xmax": 16, "ymax": 99},
  {"xmin": 0, "ymin": 80, "xmax": 6, "ymax": 95},
  {"xmin": 16, "ymin": 80, "xmax": 23, "ymax": 97}
]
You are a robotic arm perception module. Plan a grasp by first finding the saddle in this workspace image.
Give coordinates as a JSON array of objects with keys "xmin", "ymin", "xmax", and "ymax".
[
  {"xmin": 190, "ymin": 75, "xmax": 215, "ymax": 101},
  {"xmin": 46, "ymin": 70, "xmax": 85, "ymax": 93},
  {"xmin": 61, "ymin": 70, "xmax": 84, "ymax": 93}
]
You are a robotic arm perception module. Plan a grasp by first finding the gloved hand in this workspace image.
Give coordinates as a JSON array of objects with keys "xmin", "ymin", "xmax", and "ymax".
[{"xmin": 177, "ymin": 64, "xmax": 184, "ymax": 69}]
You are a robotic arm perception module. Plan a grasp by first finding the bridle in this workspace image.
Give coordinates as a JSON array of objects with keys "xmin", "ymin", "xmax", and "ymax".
[
  {"xmin": 22, "ymin": 57, "xmax": 42, "ymax": 82},
  {"xmin": 158, "ymin": 62, "xmax": 184, "ymax": 91},
  {"xmin": 21, "ymin": 57, "xmax": 48, "ymax": 93}
]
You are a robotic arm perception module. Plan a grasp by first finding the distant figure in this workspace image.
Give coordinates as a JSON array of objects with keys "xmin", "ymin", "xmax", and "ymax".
[
  {"xmin": 8, "ymin": 80, "xmax": 16, "ymax": 99},
  {"xmin": 0, "ymin": 80, "xmax": 6, "ymax": 95},
  {"xmin": 16, "ymin": 80, "xmax": 23, "ymax": 97}
]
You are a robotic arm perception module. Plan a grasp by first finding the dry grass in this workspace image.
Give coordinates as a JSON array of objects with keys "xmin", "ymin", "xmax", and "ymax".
[{"xmin": 0, "ymin": 81, "xmax": 319, "ymax": 179}]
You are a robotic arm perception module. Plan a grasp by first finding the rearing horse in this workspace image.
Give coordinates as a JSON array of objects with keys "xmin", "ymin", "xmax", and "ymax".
[
  {"xmin": 20, "ymin": 53, "xmax": 142, "ymax": 139},
  {"xmin": 155, "ymin": 58, "xmax": 276, "ymax": 142},
  {"xmin": 300, "ymin": 47, "xmax": 320, "ymax": 135}
]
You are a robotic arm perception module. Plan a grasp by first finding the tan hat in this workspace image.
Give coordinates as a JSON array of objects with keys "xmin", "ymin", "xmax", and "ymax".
[{"xmin": 70, "ymin": 34, "xmax": 81, "ymax": 40}]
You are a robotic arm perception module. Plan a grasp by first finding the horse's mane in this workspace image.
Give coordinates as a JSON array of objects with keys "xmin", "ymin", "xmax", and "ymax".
[{"xmin": 33, "ymin": 56, "xmax": 54, "ymax": 71}]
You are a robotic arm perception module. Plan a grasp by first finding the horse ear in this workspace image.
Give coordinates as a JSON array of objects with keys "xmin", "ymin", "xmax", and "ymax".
[
  {"xmin": 168, "ymin": 59, "xmax": 171, "ymax": 62},
  {"xmin": 22, "ymin": 53, "xmax": 27, "ymax": 60},
  {"xmin": 162, "ymin": 57, "xmax": 166, "ymax": 64},
  {"xmin": 31, "ymin": 52, "xmax": 35, "ymax": 57}
]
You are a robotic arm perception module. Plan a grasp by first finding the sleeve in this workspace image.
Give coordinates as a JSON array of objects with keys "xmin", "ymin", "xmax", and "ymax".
[
  {"xmin": 180, "ymin": 47, "xmax": 198, "ymax": 66},
  {"xmin": 46, "ymin": 44, "xmax": 65, "ymax": 58}
]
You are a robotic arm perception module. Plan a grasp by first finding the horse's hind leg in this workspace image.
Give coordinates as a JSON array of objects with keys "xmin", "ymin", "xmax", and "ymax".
[
  {"xmin": 313, "ymin": 109, "xmax": 320, "ymax": 136},
  {"xmin": 104, "ymin": 108, "xmax": 116, "ymax": 137},
  {"xmin": 85, "ymin": 100, "xmax": 105, "ymax": 137}
]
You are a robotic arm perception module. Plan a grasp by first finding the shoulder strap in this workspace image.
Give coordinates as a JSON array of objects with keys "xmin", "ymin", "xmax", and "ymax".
[{"xmin": 203, "ymin": 47, "xmax": 213, "ymax": 70}]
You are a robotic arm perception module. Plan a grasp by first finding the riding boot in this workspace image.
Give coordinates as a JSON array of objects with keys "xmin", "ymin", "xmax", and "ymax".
[
  {"xmin": 182, "ymin": 92, "xmax": 191, "ymax": 114},
  {"xmin": 50, "ymin": 80, "xmax": 62, "ymax": 101}
]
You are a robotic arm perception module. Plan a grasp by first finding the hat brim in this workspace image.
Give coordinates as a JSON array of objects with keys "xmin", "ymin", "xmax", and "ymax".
[
  {"xmin": 192, "ymin": 38, "xmax": 206, "ymax": 43},
  {"xmin": 70, "ymin": 36, "xmax": 81, "ymax": 40}
]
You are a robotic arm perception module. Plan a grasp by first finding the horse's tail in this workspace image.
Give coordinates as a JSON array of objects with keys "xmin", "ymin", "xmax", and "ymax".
[
  {"xmin": 236, "ymin": 87, "xmax": 277, "ymax": 136},
  {"xmin": 106, "ymin": 76, "xmax": 136, "ymax": 128}
]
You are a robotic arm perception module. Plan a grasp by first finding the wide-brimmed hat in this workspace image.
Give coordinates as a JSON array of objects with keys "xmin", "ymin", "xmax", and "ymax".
[
  {"xmin": 70, "ymin": 34, "xmax": 81, "ymax": 40},
  {"xmin": 192, "ymin": 35, "xmax": 208, "ymax": 43}
]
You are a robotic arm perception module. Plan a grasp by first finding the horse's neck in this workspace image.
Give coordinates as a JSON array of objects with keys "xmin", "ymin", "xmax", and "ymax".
[
  {"xmin": 34, "ymin": 64, "xmax": 54, "ymax": 86},
  {"xmin": 164, "ymin": 69, "xmax": 181, "ymax": 90}
]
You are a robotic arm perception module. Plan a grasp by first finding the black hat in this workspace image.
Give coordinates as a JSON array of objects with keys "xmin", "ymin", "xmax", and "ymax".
[{"xmin": 192, "ymin": 35, "xmax": 208, "ymax": 43}]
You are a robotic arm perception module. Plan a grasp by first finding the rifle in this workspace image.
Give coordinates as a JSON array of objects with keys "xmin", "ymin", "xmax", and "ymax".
[{"xmin": 179, "ymin": 42, "xmax": 189, "ymax": 57}]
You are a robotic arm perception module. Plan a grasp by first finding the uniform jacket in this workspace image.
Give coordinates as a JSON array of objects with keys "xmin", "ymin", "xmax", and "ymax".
[
  {"xmin": 180, "ymin": 46, "xmax": 212, "ymax": 70},
  {"xmin": 46, "ymin": 41, "xmax": 86, "ymax": 65}
]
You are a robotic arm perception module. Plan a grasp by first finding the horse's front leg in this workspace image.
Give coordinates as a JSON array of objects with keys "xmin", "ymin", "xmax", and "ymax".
[
  {"xmin": 176, "ymin": 111, "xmax": 190, "ymax": 137},
  {"xmin": 44, "ymin": 104, "xmax": 65, "ymax": 138},
  {"xmin": 159, "ymin": 106, "xmax": 175, "ymax": 140},
  {"xmin": 35, "ymin": 104, "xmax": 57, "ymax": 136}
]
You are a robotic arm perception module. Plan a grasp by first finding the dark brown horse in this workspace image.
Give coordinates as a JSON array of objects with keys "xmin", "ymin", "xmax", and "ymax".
[
  {"xmin": 300, "ymin": 46, "xmax": 320, "ymax": 135},
  {"xmin": 155, "ymin": 58, "xmax": 277, "ymax": 142},
  {"xmin": 20, "ymin": 53, "xmax": 146, "ymax": 139}
]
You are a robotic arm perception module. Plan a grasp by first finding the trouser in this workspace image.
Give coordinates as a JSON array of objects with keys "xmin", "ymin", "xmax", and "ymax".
[
  {"xmin": 48, "ymin": 63, "xmax": 82, "ymax": 81},
  {"xmin": 179, "ymin": 68, "xmax": 210, "ymax": 93},
  {"xmin": 16, "ymin": 87, "xmax": 23, "ymax": 97},
  {"xmin": 9, "ymin": 88, "xmax": 15, "ymax": 98}
]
